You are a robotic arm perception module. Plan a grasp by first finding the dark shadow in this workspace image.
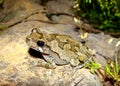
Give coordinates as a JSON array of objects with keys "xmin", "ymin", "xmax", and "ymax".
[
  {"xmin": 74, "ymin": 26, "xmax": 80, "ymax": 32},
  {"xmin": 28, "ymin": 48, "xmax": 44, "ymax": 59}
]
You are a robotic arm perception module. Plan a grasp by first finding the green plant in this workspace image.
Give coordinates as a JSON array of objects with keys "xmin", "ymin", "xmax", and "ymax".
[
  {"xmin": 0, "ymin": 25, "xmax": 5, "ymax": 30},
  {"xmin": 84, "ymin": 61, "xmax": 101, "ymax": 74},
  {"xmin": 0, "ymin": 0, "xmax": 3, "ymax": 4},
  {"xmin": 105, "ymin": 56, "xmax": 120, "ymax": 85},
  {"xmin": 73, "ymin": 0, "xmax": 120, "ymax": 33}
]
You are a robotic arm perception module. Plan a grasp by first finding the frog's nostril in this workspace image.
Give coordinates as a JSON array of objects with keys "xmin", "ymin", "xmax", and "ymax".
[{"xmin": 37, "ymin": 41, "xmax": 45, "ymax": 47}]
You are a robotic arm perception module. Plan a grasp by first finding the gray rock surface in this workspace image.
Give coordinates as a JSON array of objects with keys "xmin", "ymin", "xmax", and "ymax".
[{"xmin": 86, "ymin": 33, "xmax": 120, "ymax": 66}]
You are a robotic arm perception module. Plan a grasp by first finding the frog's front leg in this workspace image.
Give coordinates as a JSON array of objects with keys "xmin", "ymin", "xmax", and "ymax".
[
  {"xmin": 34, "ymin": 57, "xmax": 56, "ymax": 69},
  {"xmin": 42, "ymin": 52, "xmax": 69, "ymax": 66}
]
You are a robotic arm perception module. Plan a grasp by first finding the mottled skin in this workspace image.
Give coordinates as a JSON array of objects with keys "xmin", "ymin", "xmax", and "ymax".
[{"xmin": 26, "ymin": 28, "xmax": 93, "ymax": 68}]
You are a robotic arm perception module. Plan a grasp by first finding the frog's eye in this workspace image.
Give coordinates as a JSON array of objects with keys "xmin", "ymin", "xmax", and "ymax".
[{"xmin": 37, "ymin": 41, "xmax": 45, "ymax": 47}]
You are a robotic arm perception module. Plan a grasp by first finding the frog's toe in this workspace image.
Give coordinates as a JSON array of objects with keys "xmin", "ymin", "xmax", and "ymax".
[{"xmin": 36, "ymin": 59, "xmax": 56, "ymax": 69}]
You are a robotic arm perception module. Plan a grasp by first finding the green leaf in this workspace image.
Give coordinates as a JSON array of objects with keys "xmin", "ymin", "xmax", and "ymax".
[
  {"xmin": 105, "ymin": 65, "xmax": 114, "ymax": 78},
  {"xmin": 90, "ymin": 68, "xmax": 95, "ymax": 74},
  {"xmin": 0, "ymin": 0, "xmax": 3, "ymax": 4},
  {"xmin": 113, "ymin": 55, "xmax": 119, "ymax": 79},
  {"xmin": 84, "ymin": 61, "xmax": 101, "ymax": 74},
  {"xmin": 0, "ymin": 25, "xmax": 5, "ymax": 30}
]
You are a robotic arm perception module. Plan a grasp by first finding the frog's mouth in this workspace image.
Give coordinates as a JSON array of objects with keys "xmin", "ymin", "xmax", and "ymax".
[
  {"xmin": 29, "ymin": 44, "xmax": 50, "ymax": 56},
  {"xmin": 30, "ymin": 45, "xmax": 68, "ymax": 65},
  {"xmin": 28, "ymin": 40, "xmax": 69, "ymax": 65},
  {"xmin": 27, "ymin": 39, "xmax": 50, "ymax": 55},
  {"xmin": 38, "ymin": 47, "xmax": 50, "ymax": 55}
]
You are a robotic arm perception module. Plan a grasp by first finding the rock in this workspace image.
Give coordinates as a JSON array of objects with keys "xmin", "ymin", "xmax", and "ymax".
[
  {"xmin": 86, "ymin": 32, "xmax": 120, "ymax": 66},
  {"xmin": 45, "ymin": 0, "xmax": 75, "ymax": 24},
  {"xmin": 70, "ymin": 69, "xmax": 102, "ymax": 86},
  {"xmin": 0, "ymin": 21, "xmax": 102, "ymax": 86},
  {"xmin": 46, "ymin": 0, "xmax": 74, "ymax": 14},
  {"xmin": 116, "ymin": 47, "xmax": 120, "ymax": 64}
]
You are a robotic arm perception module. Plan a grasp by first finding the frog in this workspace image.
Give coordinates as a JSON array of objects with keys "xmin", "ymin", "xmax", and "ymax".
[{"xmin": 26, "ymin": 28, "xmax": 93, "ymax": 69}]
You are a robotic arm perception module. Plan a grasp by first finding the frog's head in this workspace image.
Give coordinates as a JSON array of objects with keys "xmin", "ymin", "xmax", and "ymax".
[
  {"xmin": 26, "ymin": 28, "xmax": 46, "ymax": 53},
  {"xmin": 26, "ymin": 28, "xmax": 69, "ymax": 66}
]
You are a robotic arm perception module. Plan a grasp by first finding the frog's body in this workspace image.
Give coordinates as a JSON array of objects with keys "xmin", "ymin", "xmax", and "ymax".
[{"xmin": 26, "ymin": 28, "xmax": 93, "ymax": 68}]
